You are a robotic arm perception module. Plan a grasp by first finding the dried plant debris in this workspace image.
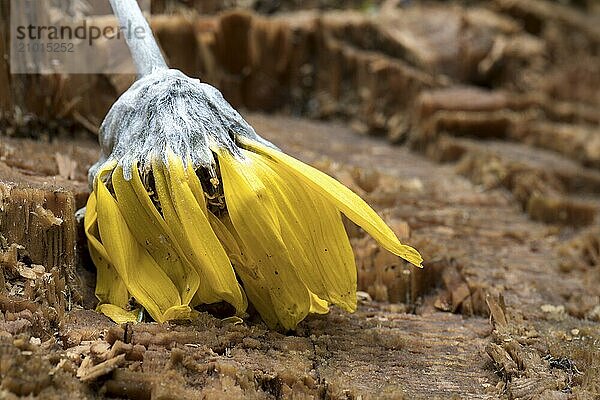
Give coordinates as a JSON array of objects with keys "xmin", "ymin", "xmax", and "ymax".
[
  {"xmin": 0, "ymin": 241, "xmax": 68, "ymax": 338},
  {"xmin": 485, "ymin": 295, "xmax": 600, "ymax": 398},
  {"xmin": 2, "ymin": 113, "xmax": 600, "ymax": 398},
  {"xmin": 558, "ymin": 226, "xmax": 600, "ymax": 272}
]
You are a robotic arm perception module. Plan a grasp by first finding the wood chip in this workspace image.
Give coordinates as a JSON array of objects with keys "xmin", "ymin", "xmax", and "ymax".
[{"xmin": 77, "ymin": 353, "xmax": 126, "ymax": 382}]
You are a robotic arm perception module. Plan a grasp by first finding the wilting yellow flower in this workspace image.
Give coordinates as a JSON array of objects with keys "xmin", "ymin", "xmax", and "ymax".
[
  {"xmin": 85, "ymin": 134, "xmax": 422, "ymax": 329},
  {"xmin": 86, "ymin": 0, "xmax": 422, "ymax": 329}
]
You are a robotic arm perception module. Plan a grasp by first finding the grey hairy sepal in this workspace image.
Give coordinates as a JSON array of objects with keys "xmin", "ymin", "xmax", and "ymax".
[{"xmin": 89, "ymin": 69, "xmax": 276, "ymax": 186}]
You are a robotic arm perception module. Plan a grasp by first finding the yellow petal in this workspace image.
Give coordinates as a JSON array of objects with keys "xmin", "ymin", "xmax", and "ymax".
[
  {"xmin": 163, "ymin": 305, "xmax": 200, "ymax": 321},
  {"xmin": 84, "ymin": 190, "xmax": 130, "ymax": 309},
  {"xmin": 235, "ymin": 263, "xmax": 280, "ymax": 328},
  {"xmin": 112, "ymin": 164, "xmax": 199, "ymax": 305},
  {"xmin": 86, "ymin": 161, "xmax": 134, "ymax": 322},
  {"xmin": 207, "ymin": 211, "xmax": 242, "ymax": 263},
  {"xmin": 97, "ymin": 304, "xmax": 138, "ymax": 324},
  {"xmin": 96, "ymin": 173, "xmax": 190, "ymax": 323},
  {"xmin": 309, "ymin": 293, "xmax": 330, "ymax": 315},
  {"xmin": 240, "ymin": 138, "xmax": 423, "ymax": 268},
  {"xmin": 152, "ymin": 153, "xmax": 246, "ymax": 313},
  {"xmin": 246, "ymin": 151, "xmax": 357, "ymax": 312},
  {"xmin": 218, "ymin": 148, "xmax": 311, "ymax": 330},
  {"xmin": 213, "ymin": 210, "xmax": 330, "ymax": 323},
  {"xmin": 210, "ymin": 213, "xmax": 279, "ymax": 328},
  {"xmin": 185, "ymin": 162, "xmax": 209, "ymax": 215}
]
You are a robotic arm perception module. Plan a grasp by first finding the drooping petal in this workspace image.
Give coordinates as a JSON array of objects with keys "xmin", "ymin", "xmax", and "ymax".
[
  {"xmin": 95, "ymin": 173, "xmax": 191, "ymax": 323},
  {"xmin": 185, "ymin": 162, "xmax": 209, "ymax": 215},
  {"xmin": 85, "ymin": 163, "xmax": 136, "ymax": 323},
  {"xmin": 207, "ymin": 211, "xmax": 242, "ymax": 263},
  {"xmin": 218, "ymin": 148, "xmax": 311, "ymax": 330},
  {"xmin": 112, "ymin": 164, "xmax": 199, "ymax": 305},
  {"xmin": 97, "ymin": 304, "xmax": 138, "ymax": 324},
  {"xmin": 149, "ymin": 159, "xmax": 214, "ymax": 306},
  {"xmin": 211, "ymin": 211, "xmax": 330, "ymax": 321},
  {"xmin": 231, "ymin": 261, "xmax": 280, "ymax": 328},
  {"xmin": 163, "ymin": 305, "xmax": 200, "ymax": 321},
  {"xmin": 84, "ymin": 190, "xmax": 131, "ymax": 315},
  {"xmin": 240, "ymin": 137, "xmax": 423, "ymax": 268},
  {"xmin": 209, "ymin": 212, "xmax": 279, "ymax": 328},
  {"xmin": 246, "ymin": 151, "xmax": 357, "ymax": 312},
  {"xmin": 152, "ymin": 153, "xmax": 246, "ymax": 313},
  {"xmin": 309, "ymin": 293, "xmax": 330, "ymax": 315}
]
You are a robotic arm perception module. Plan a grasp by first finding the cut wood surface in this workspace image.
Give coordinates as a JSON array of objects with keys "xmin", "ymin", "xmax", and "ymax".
[{"xmin": 0, "ymin": 115, "xmax": 599, "ymax": 399}]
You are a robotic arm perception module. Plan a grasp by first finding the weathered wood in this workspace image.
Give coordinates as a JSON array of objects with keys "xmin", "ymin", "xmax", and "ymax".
[
  {"xmin": 0, "ymin": 137, "xmax": 97, "ymax": 327},
  {"xmin": 0, "ymin": 177, "xmax": 77, "ymax": 276},
  {"xmin": 2, "ymin": 5, "xmax": 598, "ymax": 169},
  {"xmin": 0, "ymin": 114, "xmax": 599, "ymax": 398}
]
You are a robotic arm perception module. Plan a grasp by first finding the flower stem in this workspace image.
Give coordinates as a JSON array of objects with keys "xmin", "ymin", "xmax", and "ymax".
[{"xmin": 108, "ymin": 0, "xmax": 168, "ymax": 77}]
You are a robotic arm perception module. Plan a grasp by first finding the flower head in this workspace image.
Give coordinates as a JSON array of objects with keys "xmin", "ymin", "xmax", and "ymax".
[
  {"xmin": 88, "ymin": 0, "xmax": 423, "ymax": 329},
  {"xmin": 85, "ymin": 70, "xmax": 422, "ymax": 329}
]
